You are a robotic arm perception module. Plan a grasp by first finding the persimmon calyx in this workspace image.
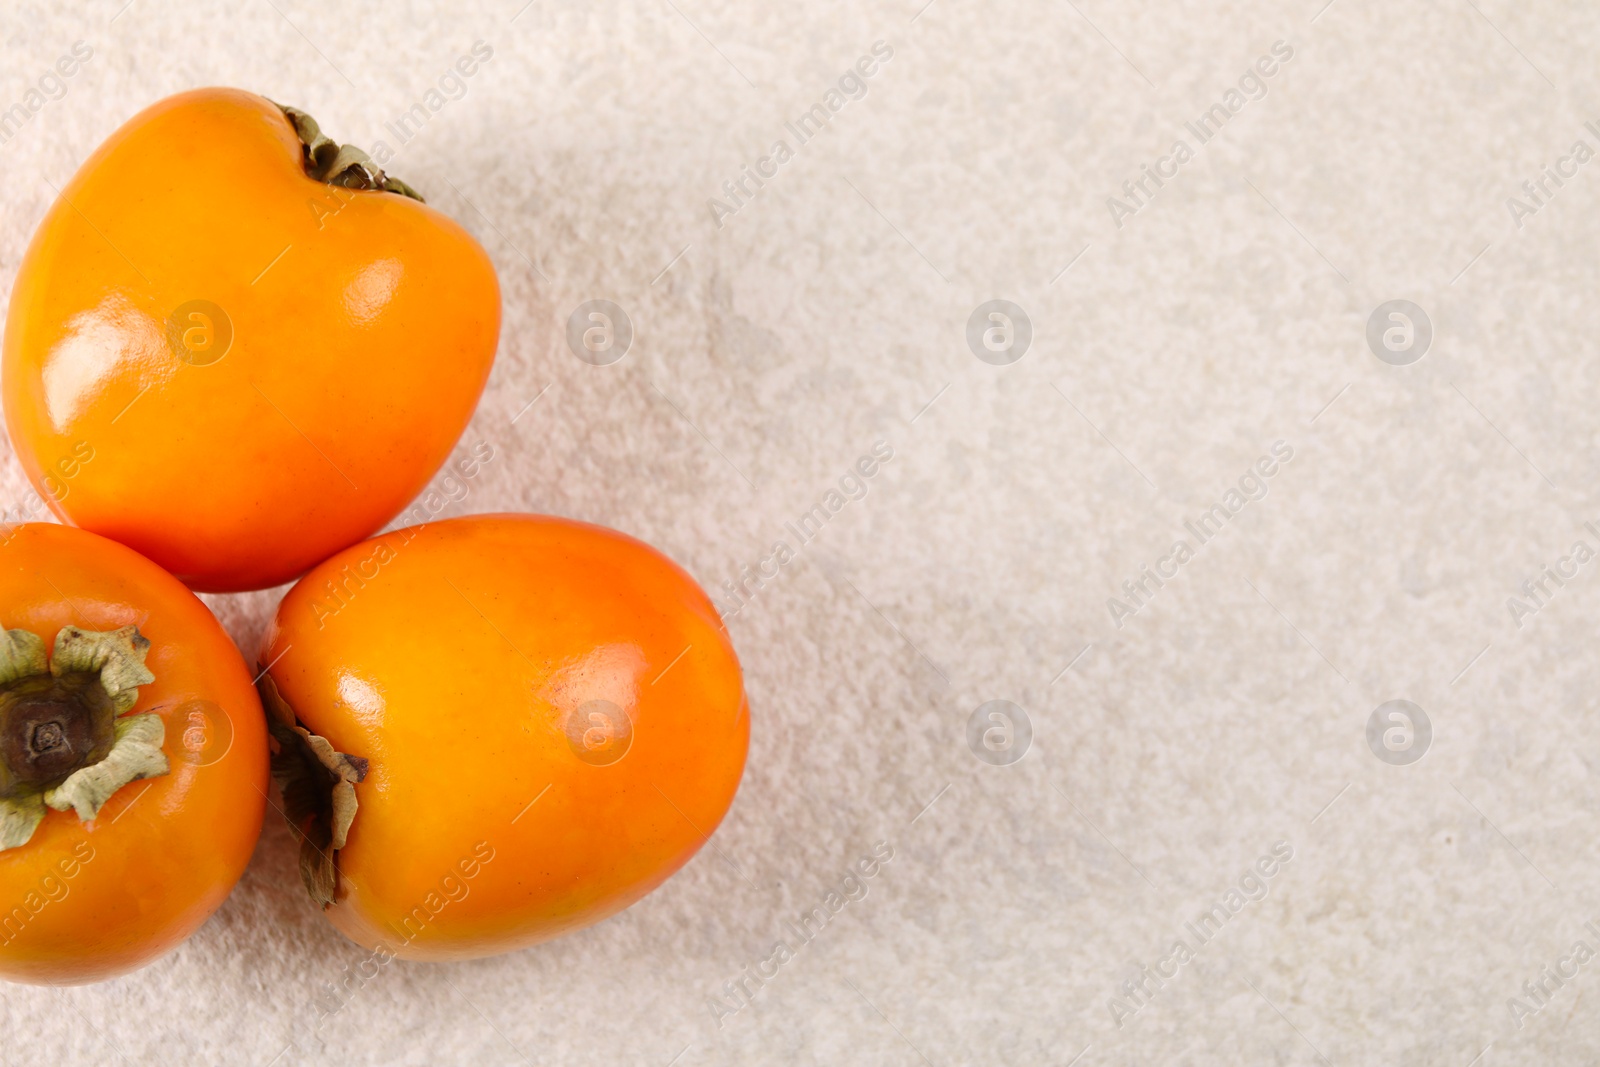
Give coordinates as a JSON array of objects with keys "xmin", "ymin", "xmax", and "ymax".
[
  {"xmin": 0, "ymin": 626, "xmax": 167, "ymax": 851},
  {"xmin": 277, "ymin": 103, "xmax": 425, "ymax": 203},
  {"xmin": 258, "ymin": 674, "xmax": 367, "ymax": 908}
]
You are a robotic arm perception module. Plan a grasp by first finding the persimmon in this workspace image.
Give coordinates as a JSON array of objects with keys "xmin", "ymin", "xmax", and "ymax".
[
  {"xmin": 258, "ymin": 513, "xmax": 748, "ymax": 959},
  {"xmin": 2, "ymin": 87, "xmax": 501, "ymax": 592},
  {"xmin": 0, "ymin": 522, "xmax": 268, "ymax": 984}
]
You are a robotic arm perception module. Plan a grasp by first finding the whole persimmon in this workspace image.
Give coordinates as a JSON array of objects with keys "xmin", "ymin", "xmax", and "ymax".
[
  {"xmin": 0, "ymin": 522, "xmax": 268, "ymax": 984},
  {"xmin": 258, "ymin": 514, "xmax": 748, "ymax": 959},
  {"xmin": 2, "ymin": 87, "xmax": 501, "ymax": 592}
]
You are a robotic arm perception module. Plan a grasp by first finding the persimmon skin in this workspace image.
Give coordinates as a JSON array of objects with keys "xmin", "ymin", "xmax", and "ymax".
[
  {"xmin": 260, "ymin": 514, "xmax": 749, "ymax": 960},
  {"xmin": 2, "ymin": 87, "xmax": 501, "ymax": 592},
  {"xmin": 0, "ymin": 523, "xmax": 268, "ymax": 985}
]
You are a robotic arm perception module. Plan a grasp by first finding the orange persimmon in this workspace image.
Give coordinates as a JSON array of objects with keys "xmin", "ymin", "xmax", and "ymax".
[
  {"xmin": 258, "ymin": 513, "xmax": 748, "ymax": 959},
  {"xmin": 2, "ymin": 87, "xmax": 501, "ymax": 592},
  {"xmin": 0, "ymin": 522, "xmax": 268, "ymax": 984}
]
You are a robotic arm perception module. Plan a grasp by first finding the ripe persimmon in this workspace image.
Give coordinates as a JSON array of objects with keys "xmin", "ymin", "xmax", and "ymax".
[
  {"xmin": 0, "ymin": 522, "xmax": 268, "ymax": 984},
  {"xmin": 2, "ymin": 87, "xmax": 501, "ymax": 591},
  {"xmin": 258, "ymin": 514, "xmax": 748, "ymax": 959}
]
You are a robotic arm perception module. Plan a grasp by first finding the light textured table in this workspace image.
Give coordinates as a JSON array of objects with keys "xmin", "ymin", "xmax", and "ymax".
[{"xmin": 2, "ymin": 1, "xmax": 1598, "ymax": 1063}]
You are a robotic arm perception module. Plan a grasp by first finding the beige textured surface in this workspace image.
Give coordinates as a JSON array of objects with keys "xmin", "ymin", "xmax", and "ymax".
[{"xmin": 3, "ymin": 0, "xmax": 1600, "ymax": 1063}]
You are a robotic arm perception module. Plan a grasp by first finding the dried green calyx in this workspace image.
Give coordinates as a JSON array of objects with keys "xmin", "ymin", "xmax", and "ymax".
[
  {"xmin": 259, "ymin": 674, "xmax": 367, "ymax": 909},
  {"xmin": 0, "ymin": 626, "xmax": 168, "ymax": 850},
  {"xmin": 277, "ymin": 103, "xmax": 424, "ymax": 202}
]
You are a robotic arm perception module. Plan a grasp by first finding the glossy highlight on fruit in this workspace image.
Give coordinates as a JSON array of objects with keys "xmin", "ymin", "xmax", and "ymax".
[
  {"xmin": 0, "ymin": 523, "xmax": 268, "ymax": 984},
  {"xmin": 258, "ymin": 514, "xmax": 748, "ymax": 960},
  {"xmin": 2, "ymin": 87, "xmax": 501, "ymax": 591}
]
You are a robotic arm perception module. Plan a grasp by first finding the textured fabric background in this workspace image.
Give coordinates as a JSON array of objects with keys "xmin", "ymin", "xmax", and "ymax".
[{"xmin": 2, "ymin": 0, "xmax": 1598, "ymax": 1063}]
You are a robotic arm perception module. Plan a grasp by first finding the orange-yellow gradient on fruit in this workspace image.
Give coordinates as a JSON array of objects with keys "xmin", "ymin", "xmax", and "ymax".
[
  {"xmin": 2, "ymin": 87, "xmax": 501, "ymax": 591},
  {"xmin": 260, "ymin": 514, "xmax": 748, "ymax": 960},
  {"xmin": 0, "ymin": 523, "xmax": 268, "ymax": 984}
]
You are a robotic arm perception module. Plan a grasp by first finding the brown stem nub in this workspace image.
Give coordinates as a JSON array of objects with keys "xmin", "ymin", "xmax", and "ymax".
[
  {"xmin": 276, "ymin": 103, "xmax": 424, "ymax": 203},
  {"xmin": 0, "ymin": 674, "xmax": 116, "ymax": 792},
  {"xmin": 0, "ymin": 627, "xmax": 167, "ymax": 850}
]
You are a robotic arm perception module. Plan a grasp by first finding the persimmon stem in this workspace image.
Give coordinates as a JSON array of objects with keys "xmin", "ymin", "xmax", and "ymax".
[
  {"xmin": 276, "ymin": 103, "xmax": 424, "ymax": 202},
  {"xmin": 0, "ymin": 675, "xmax": 116, "ymax": 790},
  {"xmin": 258, "ymin": 675, "xmax": 367, "ymax": 908},
  {"xmin": 0, "ymin": 627, "xmax": 167, "ymax": 850}
]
